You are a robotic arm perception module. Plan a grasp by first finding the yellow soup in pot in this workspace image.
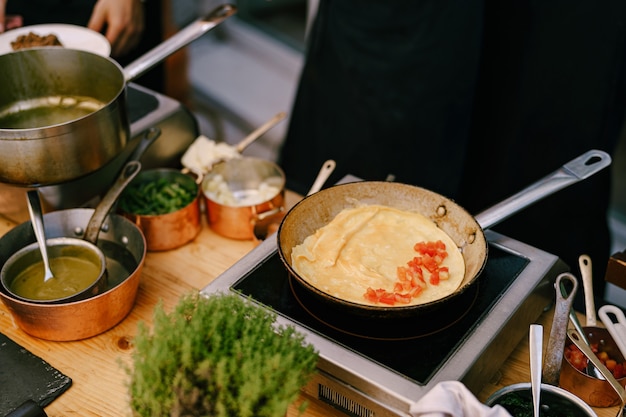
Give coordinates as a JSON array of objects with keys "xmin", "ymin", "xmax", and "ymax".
[{"xmin": 10, "ymin": 255, "xmax": 101, "ymax": 301}]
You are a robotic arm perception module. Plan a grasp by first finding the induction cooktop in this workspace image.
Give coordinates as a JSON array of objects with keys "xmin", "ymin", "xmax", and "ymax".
[{"xmin": 201, "ymin": 228, "xmax": 567, "ymax": 416}]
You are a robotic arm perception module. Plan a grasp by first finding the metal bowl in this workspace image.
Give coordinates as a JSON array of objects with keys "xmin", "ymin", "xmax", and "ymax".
[{"xmin": 485, "ymin": 382, "xmax": 597, "ymax": 417}]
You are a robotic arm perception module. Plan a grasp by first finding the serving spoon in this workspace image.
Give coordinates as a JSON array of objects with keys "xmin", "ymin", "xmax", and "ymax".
[{"xmin": 26, "ymin": 190, "xmax": 54, "ymax": 282}]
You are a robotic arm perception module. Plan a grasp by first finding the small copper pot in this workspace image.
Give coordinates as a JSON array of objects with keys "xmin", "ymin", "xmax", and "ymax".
[
  {"xmin": 560, "ymin": 326, "xmax": 626, "ymax": 407},
  {"xmin": 0, "ymin": 209, "xmax": 145, "ymax": 341},
  {"xmin": 120, "ymin": 168, "xmax": 202, "ymax": 251},
  {"xmin": 202, "ymin": 157, "xmax": 285, "ymax": 240}
]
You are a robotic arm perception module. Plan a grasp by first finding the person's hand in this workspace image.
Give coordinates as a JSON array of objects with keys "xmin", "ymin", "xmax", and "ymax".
[
  {"xmin": 0, "ymin": 0, "xmax": 6, "ymax": 33},
  {"xmin": 87, "ymin": 0, "xmax": 145, "ymax": 58},
  {"xmin": 0, "ymin": 0, "xmax": 23, "ymax": 33}
]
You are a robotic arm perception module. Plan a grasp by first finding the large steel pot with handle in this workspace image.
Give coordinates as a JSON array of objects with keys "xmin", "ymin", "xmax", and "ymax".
[
  {"xmin": 0, "ymin": 4, "xmax": 236, "ymax": 187},
  {"xmin": 277, "ymin": 150, "xmax": 611, "ymax": 323}
]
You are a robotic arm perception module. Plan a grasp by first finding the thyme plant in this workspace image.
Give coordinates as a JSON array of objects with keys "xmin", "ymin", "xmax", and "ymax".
[{"xmin": 129, "ymin": 292, "xmax": 318, "ymax": 417}]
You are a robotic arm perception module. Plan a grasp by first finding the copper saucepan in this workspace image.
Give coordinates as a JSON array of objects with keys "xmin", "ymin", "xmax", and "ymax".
[
  {"xmin": 0, "ymin": 4, "xmax": 236, "ymax": 186},
  {"xmin": 277, "ymin": 150, "xmax": 611, "ymax": 320},
  {"xmin": 0, "ymin": 208, "xmax": 146, "ymax": 341}
]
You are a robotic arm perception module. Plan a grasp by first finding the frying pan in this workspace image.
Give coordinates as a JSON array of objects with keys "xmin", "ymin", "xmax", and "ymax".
[
  {"xmin": 0, "ymin": 4, "xmax": 236, "ymax": 186},
  {"xmin": 277, "ymin": 150, "xmax": 611, "ymax": 320}
]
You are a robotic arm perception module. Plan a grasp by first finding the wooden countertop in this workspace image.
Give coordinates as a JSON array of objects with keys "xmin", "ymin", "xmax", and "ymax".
[{"xmin": 0, "ymin": 191, "xmax": 619, "ymax": 417}]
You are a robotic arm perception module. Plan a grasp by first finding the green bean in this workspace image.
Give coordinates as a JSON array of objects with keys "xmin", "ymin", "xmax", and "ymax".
[{"xmin": 119, "ymin": 176, "xmax": 196, "ymax": 215}]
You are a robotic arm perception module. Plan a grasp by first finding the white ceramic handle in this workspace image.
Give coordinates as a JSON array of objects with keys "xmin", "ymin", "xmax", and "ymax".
[
  {"xmin": 579, "ymin": 254, "xmax": 596, "ymax": 326},
  {"xmin": 599, "ymin": 305, "xmax": 626, "ymax": 359}
]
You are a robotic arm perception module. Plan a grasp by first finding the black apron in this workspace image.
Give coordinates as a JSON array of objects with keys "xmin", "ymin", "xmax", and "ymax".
[{"xmin": 279, "ymin": 0, "xmax": 485, "ymax": 197}]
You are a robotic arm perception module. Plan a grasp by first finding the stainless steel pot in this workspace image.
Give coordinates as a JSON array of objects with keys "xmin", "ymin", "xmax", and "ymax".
[{"xmin": 0, "ymin": 4, "xmax": 236, "ymax": 186}]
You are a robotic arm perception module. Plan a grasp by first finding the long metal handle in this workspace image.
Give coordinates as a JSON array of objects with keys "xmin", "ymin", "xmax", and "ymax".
[
  {"xmin": 530, "ymin": 324, "xmax": 543, "ymax": 417},
  {"xmin": 83, "ymin": 161, "xmax": 142, "ymax": 244},
  {"xmin": 543, "ymin": 273, "xmax": 578, "ymax": 385},
  {"xmin": 123, "ymin": 4, "xmax": 237, "ymax": 82},
  {"xmin": 474, "ymin": 149, "xmax": 611, "ymax": 229}
]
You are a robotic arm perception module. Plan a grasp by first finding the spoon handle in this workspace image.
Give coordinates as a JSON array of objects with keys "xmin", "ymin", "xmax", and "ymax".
[
  {"xmin": 26, "ymin": 190, "xmax": 54, "ymax": 282},
  {"xmin": 530, "ymin": 324, "xmax": 543, "ymax": 417}
]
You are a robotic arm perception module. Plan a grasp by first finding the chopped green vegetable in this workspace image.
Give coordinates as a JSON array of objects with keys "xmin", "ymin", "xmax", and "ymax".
[
  {"xmin": 128, "ymin": 293, "xmax": 319, "ymax": 417},
  {"xmin": 119, "ymin": 176, "xmax": 197, "ymax": 215}
]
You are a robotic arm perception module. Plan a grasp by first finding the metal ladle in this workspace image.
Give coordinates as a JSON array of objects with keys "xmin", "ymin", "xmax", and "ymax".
[{"xmin": 26, "ymin": 190, "xmax": 54, "ymax": 282}]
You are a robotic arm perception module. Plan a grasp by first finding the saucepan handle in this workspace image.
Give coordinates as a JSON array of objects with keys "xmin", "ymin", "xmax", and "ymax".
[
  {"xmin": 474, "ymin": 149, "xmax": 611, "ymax": 230},
  {"xmin": 543, "ymin": 272, "xmax": 577, "ymax": 386},
  {"xmin": 599, "ymin": 305, "xmax": 626, "ymax": 359},
  {"xmin": 123, "ymin": 4, "xmax": 237, "ymax": 82}
]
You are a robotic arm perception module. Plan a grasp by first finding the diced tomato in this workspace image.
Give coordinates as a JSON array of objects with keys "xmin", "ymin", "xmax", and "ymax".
[
  {"xmin": 365, "ymin": 240, "xmax": 451, "ymax": 304},
  {"xmin": 439, "ymin": 267, "xmax": 450, "ymax": 281},
  {"xmin": 394, "ymin": 293, "xmax": 412, "ymax": 304},
  {"xmin": 421, "ymin": 255, "xmax": 438, "ymax": 273},
  {"xmin": 379, "ymin": 291, "xmax": 397, "ymax": 305},
  {"xmin": 397, "ymin": 266, "xmax": 408, "ymax": 282},
  {"xmin": 430, "ymin": 270, "xmax": 440, "ymax": 285},
  {"xmin": 364, "ymin": 287, "xmax": 378, "ymax": 303},
  {"xmin": 408, "ymin": 256, "xmax": 422, "ymax": 269},
  {"xmin": 606, "ymin": 359, "xmax": 617, "ymax": 371}
]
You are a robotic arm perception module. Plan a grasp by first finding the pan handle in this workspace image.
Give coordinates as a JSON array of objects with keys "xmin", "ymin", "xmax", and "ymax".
[
  {"xmin": 123, "ymin": 4, "xmax": 237, "ymax": 83},
  {"xmin": 473, "ymin": 149, "xmax": 611, "ymax": 230},
  {"xmin": 542, "ymin": 272, "xmax": 577, "ymax": 386}
]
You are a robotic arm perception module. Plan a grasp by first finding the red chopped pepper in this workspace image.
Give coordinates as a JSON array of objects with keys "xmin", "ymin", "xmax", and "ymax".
[{"xmin": 363, "ymin": 240, "xmax": 449, "ymax": 305}]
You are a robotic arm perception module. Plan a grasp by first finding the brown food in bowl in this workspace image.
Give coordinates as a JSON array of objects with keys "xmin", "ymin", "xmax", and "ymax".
[{"xmin": 11, "ymin": 32, "xmax": 63, "ymax": 50}]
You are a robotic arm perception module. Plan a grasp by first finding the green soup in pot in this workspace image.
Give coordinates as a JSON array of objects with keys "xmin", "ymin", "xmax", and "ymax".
[{"xmin": 10, "ymin": 255, "xmax": 102, "ymax": 301}]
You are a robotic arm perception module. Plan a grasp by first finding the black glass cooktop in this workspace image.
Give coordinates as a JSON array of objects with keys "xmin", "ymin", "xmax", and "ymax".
[{"xmin": 233, "ymin": 244, "xmax": 528, "ymax": 385}]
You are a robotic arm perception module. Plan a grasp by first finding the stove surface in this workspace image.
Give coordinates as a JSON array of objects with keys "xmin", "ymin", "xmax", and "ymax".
[{"xmin": 202, "ymin": 230, "xmax": 567, "ymax": 416}]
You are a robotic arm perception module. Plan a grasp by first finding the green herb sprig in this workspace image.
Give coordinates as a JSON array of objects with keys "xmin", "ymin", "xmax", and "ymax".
[{"xmin": 129, "ymin": 293, "xmax": 319, "ymax": 417}]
